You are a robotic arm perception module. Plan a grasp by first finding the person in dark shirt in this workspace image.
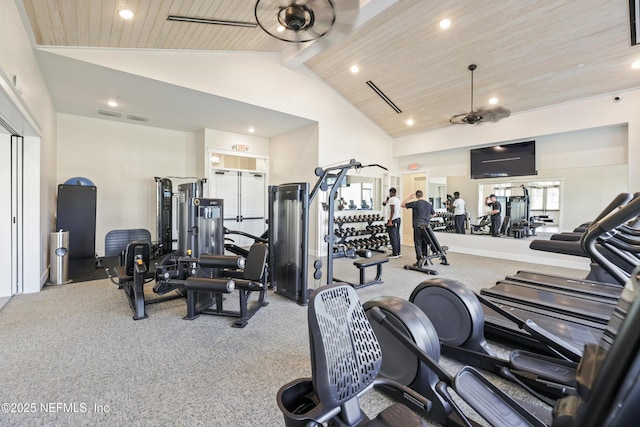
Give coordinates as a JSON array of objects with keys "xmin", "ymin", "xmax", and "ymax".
[
  {"xmin": 401, "ymin": 190, "xmax": 435, "ymax": 264},
  {"xmin": 487, "ymin": 194, "xmax": 502, "ymax": 236}
]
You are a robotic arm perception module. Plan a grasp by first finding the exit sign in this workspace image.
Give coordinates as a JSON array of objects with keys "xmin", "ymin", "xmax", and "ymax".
[{"xmin": 232, "ymin": 144, "xmax": 249, "ymax": 152}]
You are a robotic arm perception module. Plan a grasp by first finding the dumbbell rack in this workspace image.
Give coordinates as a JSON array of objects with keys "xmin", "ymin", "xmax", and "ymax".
[
  {"xmin": 431, "ymin": 211, "xmax": 455, "ymax": 232},
  {"xmin": 332, "ymin": 214, "xmax": 390, "ymax": 259}
]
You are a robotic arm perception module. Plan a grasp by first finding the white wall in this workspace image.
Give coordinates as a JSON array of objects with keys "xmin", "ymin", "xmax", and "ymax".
[
  {"xmin": 42, "ymin": 48, "xmax": 394, "ymax": 168},
  {"xmin": 270, "ymin": 123, "xmax": 322, "ymax": 254},
  {"xmin": 1, "ymin": 0, "xmax": 57, "ymax": 292},
  {"xmin": 394, "ymin": 89, "xmax": 640, "ymax": 190},
  {"xmin": 57, "ymin": 113, "xmax": 198, "ymax": 256},
  {"xmin": 396, "ymin": 124, "xmax": 629, "ymax": 230}
]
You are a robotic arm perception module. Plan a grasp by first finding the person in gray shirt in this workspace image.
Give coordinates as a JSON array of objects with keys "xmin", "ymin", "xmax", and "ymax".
[{"xmin": 402, "ymin": 190, "xmax": 435, "ymax": 265}]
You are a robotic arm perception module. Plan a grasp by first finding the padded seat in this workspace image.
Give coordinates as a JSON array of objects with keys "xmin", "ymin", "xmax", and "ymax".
[
  {"xmin": 184, "ymin": 243, "xmax": 269, "ymax": 327},
  {"xmin": 109, "ymin": 239, "xmax": 183, "ymax": 320},
  {"xmin": 353, "ymin": 256, "xmax": 388, "ymax": 288}
]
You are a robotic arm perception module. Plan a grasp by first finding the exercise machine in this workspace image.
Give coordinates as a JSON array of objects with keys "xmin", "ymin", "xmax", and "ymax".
[
  {"xmin": 269, "ymin": 159, "xmax": 387, "ymax": 305},
  {"xmin": 404, "ymin": 224, "xmax": 449, "ymax": 275},
  {"xmin": 360, "ymin": 266, "xmax": 640, "ymax": 426},
  {"xmin": 155, "ymin": 177, "xmax": 173, "ymax": 255},
  {"xmin": 405, "ymin": 279, "xmax": 586, "ymax": 401},
  {"xmin": 279, "ymin": 274, "xmax": 640, "ymax": 426},
  {"xmin": 477, "ymin": 196, "xmax": 640, "ymax": 344},
  {"xmin": 470, "ymin": 214, "xmax": 491, "ymax": 234},
  {"xmin": 276, "ymin": 284, "xmax": 431, "ymax": 427},
  {"xmin": 528, "ymin": 192, "xmax": 639, "ymax": 286},
  {"xmin": 108, "ymin": 239, "xmax": 183, "ymax": 320}
]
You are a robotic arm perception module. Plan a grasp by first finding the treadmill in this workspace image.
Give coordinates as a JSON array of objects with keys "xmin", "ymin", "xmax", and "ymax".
[
  {"xmin": 505, "ymin": 270, "xmax": 622, "ymax": 301},
  {"xmin": 480, "ymin": 281, "xmax": 614, "ymax": 324},
  {"xmin": 482, "ymin": 196, "xmax": 640, "ymax": 350},
  {"xmin": 482, "ymin": 297, "xmax": 604, "ymax": 353},
  {"xmin": 526, "ymin": 192, "xmax": 638, "ymax": 286}
]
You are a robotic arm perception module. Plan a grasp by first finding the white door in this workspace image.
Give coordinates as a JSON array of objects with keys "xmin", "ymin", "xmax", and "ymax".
[
  {"xmin": 209, "ymin": 170, "xmax": 266, "ymax": 248},
  {"xmin": 0, "ymin": 133, "xmax": 13, "ymax": 297},
  {"xmin": 239, "ymin": 172, "xmax": 266, "ymax": 244}
]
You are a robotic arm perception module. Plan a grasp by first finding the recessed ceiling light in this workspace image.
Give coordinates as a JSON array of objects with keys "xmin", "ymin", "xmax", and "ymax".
[
  {"xmin": 439, "ymin": 19, "xmax": 451, "ymax": 30},
  {"xmin": 276, "ymin": 25, "xmax": 285, "ymax": 33},
  {"xmin": 406, "ymin": 118, "xmax": 414, "ymax": 126},
  {"xmin": 248, "ymin": 127, "xmax": 255, "ymax": 133},
  {"xmin": 350, "ymin": 65, "xmax": 359, "ymax": 74},
  {"xmin": 632, "ymin": 60, "xmax": 640, "ymax": 69},
  {"xmin": 107, "ymin": 100, "xmax": 118, "ymax": 107},
  {"xmin": 119, "ymin": 9, "xmax": 134, "ymax": 20},
  {"xmin": 488, "ymin": 97, "xmax": 498, "ymax": 105}
]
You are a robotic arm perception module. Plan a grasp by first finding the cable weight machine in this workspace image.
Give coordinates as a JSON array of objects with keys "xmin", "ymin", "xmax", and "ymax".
[{"xmin": 269, "ymin": 159, "xmax": 387, "ymax": 305}]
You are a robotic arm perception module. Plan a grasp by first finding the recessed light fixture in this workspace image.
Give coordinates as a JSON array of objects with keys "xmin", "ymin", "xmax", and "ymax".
[
  {"xmin": 632, "ymin": 60, "xmax": 640, "ymax": 69},
  {"xmin": 248, "ymin": 127, "xmax": 255, "ymax": 133},
  {"xmin": 488, "ymin": 97, "xmax": 498, "ymax": 105},
  {"xmin": 406, "ymin": 118, "xmax": 414, "ymax": 126},
  {"xmin": 118, "ymin": 9, "xmax": 134, "ymax": 20},
  {"xmin": 439, "ymin": 18, "xmax": 451, "ymax": 30},
  {"xmin": 107, "ymin": 100, "xmax": 118, "ymax": 107},
  {"xmin": 276, "ymin": 25, "xmax": 285, "ymax": 33},
  {"xmin": 350, "ymin": 65, "xmax": 359, "ymax": 74}
]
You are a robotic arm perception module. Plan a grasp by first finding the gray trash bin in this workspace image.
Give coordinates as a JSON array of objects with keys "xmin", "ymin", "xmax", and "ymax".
[{"xmin": 50, "ymin": 230, "xmax": 71, "ymax": 284}]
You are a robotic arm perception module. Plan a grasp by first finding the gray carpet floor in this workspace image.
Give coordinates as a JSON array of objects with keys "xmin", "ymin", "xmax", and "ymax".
[{"xmin": 0, "ymin": 245, "xmax": 587, "ymax": 426}]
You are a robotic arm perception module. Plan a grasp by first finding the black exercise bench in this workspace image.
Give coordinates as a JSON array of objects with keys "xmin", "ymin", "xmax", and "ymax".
[
  {"xmin": 183, "ymin": 243, "xmax": 269, "ymax": 328},
  {"xmin": 352, "ymin": 256, "xmax": 388, "ymax": 288}
]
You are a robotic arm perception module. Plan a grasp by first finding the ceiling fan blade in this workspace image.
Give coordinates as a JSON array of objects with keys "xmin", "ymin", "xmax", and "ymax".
[
  {"xmin": 476, "ymin": 106, "xmax": 511, "ymax": 122},
  {"xmin": 450, "ymin": 113, "xmax": 470, "ymax": 124}
]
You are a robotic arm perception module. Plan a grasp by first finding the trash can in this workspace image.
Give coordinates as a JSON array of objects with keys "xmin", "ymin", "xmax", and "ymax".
[{"xmin": 50, "ymin": 230, "xmax": 71, "ymax": 284}]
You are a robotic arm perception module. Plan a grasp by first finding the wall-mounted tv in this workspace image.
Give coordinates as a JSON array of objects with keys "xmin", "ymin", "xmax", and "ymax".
[{"xmin": 470, "ymin": 140, "xmax": 536, "ymax": 179}]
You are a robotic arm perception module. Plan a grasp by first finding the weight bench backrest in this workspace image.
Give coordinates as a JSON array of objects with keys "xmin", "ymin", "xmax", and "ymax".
[
  {"xmin": 309, "ymin": 284, "xmax": 382, "ymax": 414},
  {"xmin": 242, "ymin": 243, "xmax": 268, "ymax": 282},
  {"xmin": 122, "ymin": 240, "xmax": 151, "ymax": 276},
  {"xmin": 105, "ymin": 229, "xmax": 152, "ymax": 257}
]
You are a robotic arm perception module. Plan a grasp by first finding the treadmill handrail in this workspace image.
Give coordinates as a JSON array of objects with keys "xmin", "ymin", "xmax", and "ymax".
[
  {"xmin": 477, "ymin": 292, "xmax": 583, "ymax": 361},
  {"xmin": 582, "ymin": 196, "xmax": 640, "ymax": 286}
]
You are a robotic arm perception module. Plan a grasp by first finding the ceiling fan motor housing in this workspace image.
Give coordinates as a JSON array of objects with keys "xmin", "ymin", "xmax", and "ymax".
[
  {"xmin": 465, "ymin": 112, "xmax": 482, "ymax": 124},
  {"xmin": 281, "ymin": 5, "xmax": 313, "ymax": 31}
]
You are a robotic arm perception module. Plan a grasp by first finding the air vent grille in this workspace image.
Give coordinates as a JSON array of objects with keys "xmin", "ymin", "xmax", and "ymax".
[
  {"xmin": 125, "ymin": 114, "xmax": 150, "ymax": 123},
  {"xmin": 96, "ymin": 109, "xmax": 123, "ymax": 118},
  {"xmin": 366, "ymin": 81, "xmax": 402, "ymax": 114},
  {"xmin": 167, "ymin": 15, "xmax": 257, "ymax": 28}
]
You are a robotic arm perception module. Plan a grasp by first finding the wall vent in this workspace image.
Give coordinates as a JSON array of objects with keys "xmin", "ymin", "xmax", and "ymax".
[
  {"xmin": 125, "ymin": 114, "xmax": 150, "ymax": 123},
  {"xmin": 96, "ymin": 109, "xmax": 123, "ymax": 118},
  {"xmin": 631, "ymin": 0, "xmax": 639, "ymax": 45},
  {"xmin": 366, "ymin": 80, "xmax": 402, "ymax": 114}
]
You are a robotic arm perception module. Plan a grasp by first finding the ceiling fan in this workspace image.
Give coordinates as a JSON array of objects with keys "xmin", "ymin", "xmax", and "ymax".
[
  {"xmin": 255, "ymin": 0, "xmax": 359, "ymax": 43},
  {"xmin": 450, "ymin": 64, "xmax": 511, "ymax": 125}
]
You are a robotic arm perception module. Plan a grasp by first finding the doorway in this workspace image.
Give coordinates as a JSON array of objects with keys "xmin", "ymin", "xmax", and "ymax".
[
  {"xmin": 0, "ymin": 132, "xmax": 23, "ymax": 299},
  {"xmin": 209, "ymin": 170, "xmax": 267, "ymax": 248},
  {"xmin": 401, "ymin": 173, "xmax": 428, "ymax": 251}
]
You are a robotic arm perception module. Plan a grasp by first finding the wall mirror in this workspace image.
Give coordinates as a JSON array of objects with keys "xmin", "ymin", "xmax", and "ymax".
[{"xmin": 333, "ymin": 174, "xmax": 382, "ymax": 211}]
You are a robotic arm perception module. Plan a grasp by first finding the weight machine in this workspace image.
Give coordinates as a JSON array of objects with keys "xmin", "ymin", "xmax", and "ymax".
[{"xmin": 269, "ymin": 159, "xmax": 387, "ymax": 305}]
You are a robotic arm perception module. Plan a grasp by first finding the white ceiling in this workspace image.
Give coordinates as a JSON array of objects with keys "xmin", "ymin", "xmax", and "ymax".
[
  {"xmin": 35, "ymin": 50, "xmax": 315, "ymax": 137},
  {"xmin": 17, "ymin": 0, "xmax": 640, "ymax": 139}
]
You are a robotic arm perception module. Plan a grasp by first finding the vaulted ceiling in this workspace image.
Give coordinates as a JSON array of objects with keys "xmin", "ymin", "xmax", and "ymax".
[{"xmin": 18, "ymin": 0, "xmax": 640, "ymax": 138}]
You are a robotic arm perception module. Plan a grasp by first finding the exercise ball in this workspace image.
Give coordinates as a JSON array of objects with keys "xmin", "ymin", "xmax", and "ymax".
[{"xmin": 64, "ymin": 176, "xmax": 95, "ymax": 186}]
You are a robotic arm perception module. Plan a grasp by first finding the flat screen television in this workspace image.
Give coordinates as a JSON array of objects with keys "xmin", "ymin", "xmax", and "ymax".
[{"xmin": 470, "ymin": 141, "xmax": 536, "ymax": 179}]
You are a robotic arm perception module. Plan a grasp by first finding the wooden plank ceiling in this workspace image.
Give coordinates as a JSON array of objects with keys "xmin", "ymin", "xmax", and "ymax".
[{"xmin": 20, "ymin": 0, "xmax": 640, "ymax": 138}]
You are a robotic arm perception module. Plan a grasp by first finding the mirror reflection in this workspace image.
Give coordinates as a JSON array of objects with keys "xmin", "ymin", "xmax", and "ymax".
[{"xmin": 332, "ymin": 175, "xmax": 382, "ymax": 211}]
